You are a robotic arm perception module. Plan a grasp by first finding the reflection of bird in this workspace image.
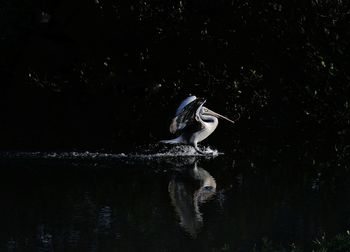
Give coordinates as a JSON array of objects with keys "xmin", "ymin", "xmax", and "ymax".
[
  {"xmin": 168, "ymin": 162, "xmax": 216, "ymax": 237},
  {"xmin": 161, "ymin": 96, "xmax": 238, "ymax": 154}
]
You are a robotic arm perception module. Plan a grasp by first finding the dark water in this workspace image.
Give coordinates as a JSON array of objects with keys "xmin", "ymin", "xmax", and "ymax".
[{"xmin": 1, "ymin": 143, "xmax": 349, "ymax": 252}]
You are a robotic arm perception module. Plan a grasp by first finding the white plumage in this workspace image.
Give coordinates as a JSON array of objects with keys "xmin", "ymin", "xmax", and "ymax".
[{"xmin": 161, "ymin": 95, "xmax": 238, "ymax": 154}]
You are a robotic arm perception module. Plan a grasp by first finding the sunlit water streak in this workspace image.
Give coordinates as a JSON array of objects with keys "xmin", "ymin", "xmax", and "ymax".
[{"xmin": 0, "ymin": 145, "xmax": 222, "ymax": 161}]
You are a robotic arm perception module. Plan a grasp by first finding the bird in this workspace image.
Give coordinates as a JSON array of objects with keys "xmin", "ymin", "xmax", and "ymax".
[{"xmin": 160, "ymin": 95, "xmax": 238, "ymax": 154}]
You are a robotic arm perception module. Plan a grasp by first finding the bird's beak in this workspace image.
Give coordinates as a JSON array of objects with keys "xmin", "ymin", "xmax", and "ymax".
[{"xmin": 206, "ymin": 109, "xmax": 238, "ymax": 124}]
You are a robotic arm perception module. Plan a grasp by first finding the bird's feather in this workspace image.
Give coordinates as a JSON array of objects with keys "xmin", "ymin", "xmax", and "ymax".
[
  {"xmin": 175, "ymin": 95, "xmax": 197, "ymax": 116},
  {"xmin": 170, "ymin": 97, "xmax": 206, "ymax": 135}
]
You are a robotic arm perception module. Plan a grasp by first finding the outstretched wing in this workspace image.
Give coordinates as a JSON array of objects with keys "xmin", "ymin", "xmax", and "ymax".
[{"xmin": 170, "ymin": 97, "xmax": 205, "ymax": 134}]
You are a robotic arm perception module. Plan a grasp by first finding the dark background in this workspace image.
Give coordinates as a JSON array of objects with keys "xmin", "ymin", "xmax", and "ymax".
[{"xmin": 0, "ymin": 0, "xmax": 349, "ymax": 152}]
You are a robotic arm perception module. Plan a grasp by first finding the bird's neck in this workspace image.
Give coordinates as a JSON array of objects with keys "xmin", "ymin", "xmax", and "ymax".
[{"xmin": 201, "ymin": 116, "xmax": 218, "ymax": 132}]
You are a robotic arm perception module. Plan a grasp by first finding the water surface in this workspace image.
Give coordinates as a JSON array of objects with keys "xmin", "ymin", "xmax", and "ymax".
[{"xmin": 0, "ymin": 144, "xmax": 349, "ymax": 251}]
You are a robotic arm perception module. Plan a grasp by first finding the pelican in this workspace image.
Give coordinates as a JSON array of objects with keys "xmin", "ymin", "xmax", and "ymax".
[{"xmin": 160, "ymin": 95, "xmax": 238, "ymax": 154}]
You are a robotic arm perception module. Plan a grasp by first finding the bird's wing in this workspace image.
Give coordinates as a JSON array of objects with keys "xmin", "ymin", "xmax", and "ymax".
[{"xmin": 170, "ymin": 98, "xmax": 206, "ymax": 134}]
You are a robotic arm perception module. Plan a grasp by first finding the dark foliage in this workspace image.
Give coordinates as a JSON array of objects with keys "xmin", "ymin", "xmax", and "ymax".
[{"xmin": 0, "ymin": 0, "xmax": 349, "ymax": 152}]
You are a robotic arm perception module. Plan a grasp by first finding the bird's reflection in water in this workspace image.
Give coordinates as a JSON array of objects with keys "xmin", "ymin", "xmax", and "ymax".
[{"xmin": 168, "ymin": 160, "xmax": 216, "ymax": 237}]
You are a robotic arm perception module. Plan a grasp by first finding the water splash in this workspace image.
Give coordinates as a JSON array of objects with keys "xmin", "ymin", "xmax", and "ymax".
[
  {"xmin": 133, "ymin": 145, "xmax": 222, "ymax": 158},
  {"xmin": 0, "ymin": 145, "xmax": 222, "ymax": 161}
]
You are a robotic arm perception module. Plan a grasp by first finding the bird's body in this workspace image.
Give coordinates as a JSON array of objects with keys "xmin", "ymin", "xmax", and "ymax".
[{"xmin": 161, "ymin": 96, "xmax": 237, "ymax": 154}]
